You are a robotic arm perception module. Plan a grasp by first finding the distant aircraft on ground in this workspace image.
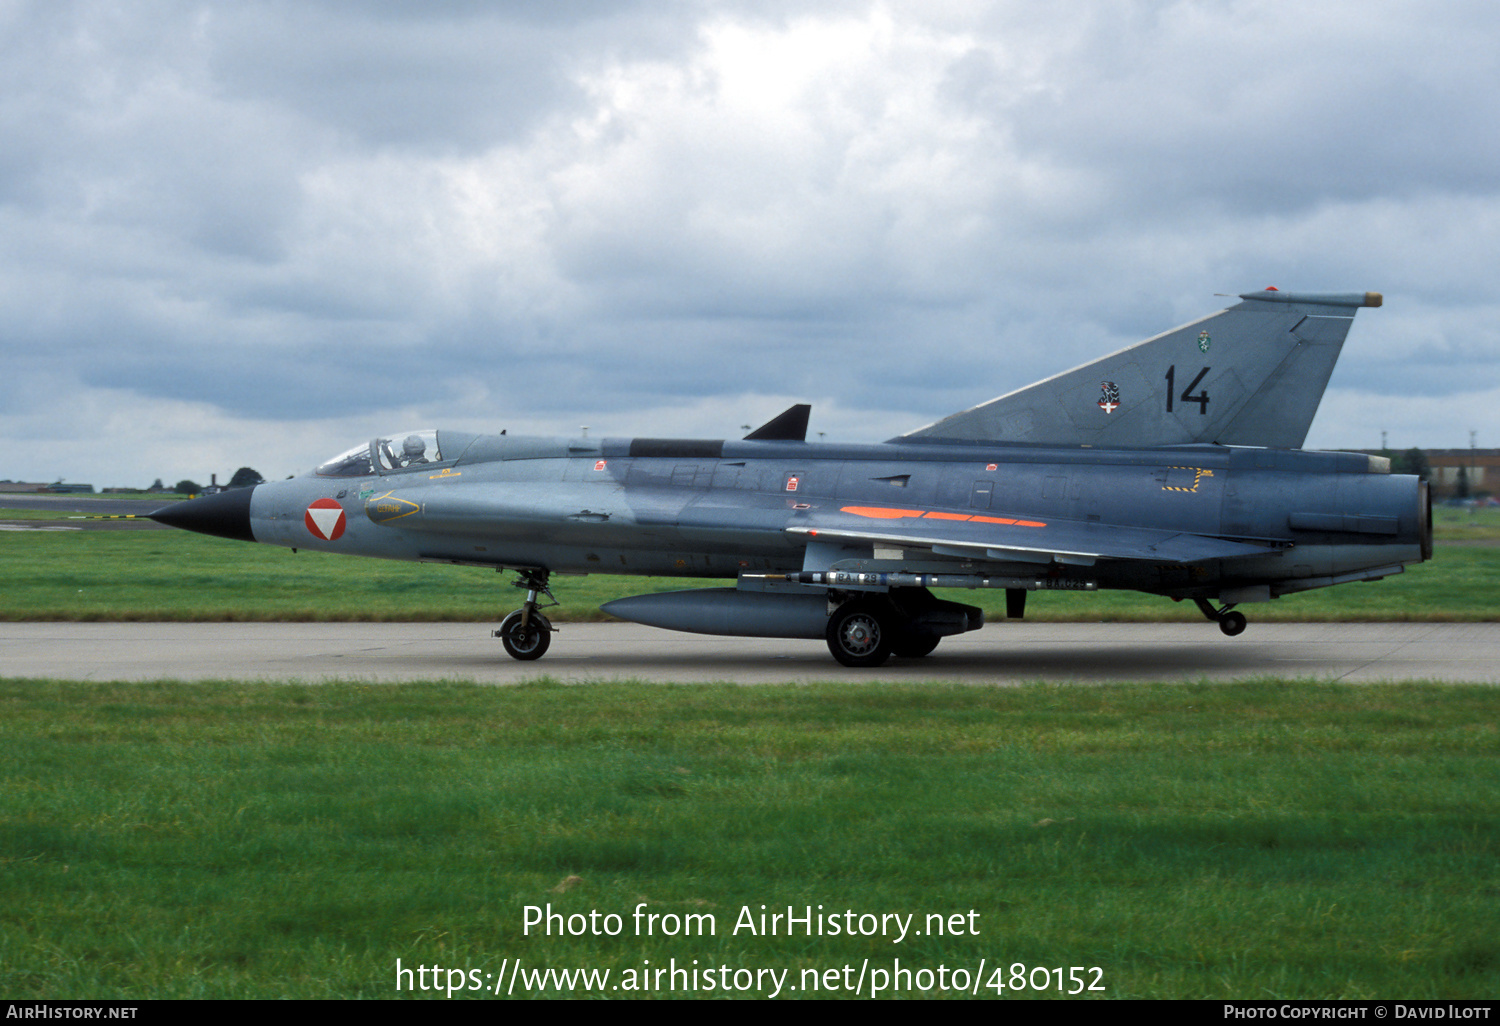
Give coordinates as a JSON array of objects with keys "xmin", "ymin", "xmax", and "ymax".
[{"xmin": 153, "ymin": 289, "xmax": 1429, "ymax": 666}]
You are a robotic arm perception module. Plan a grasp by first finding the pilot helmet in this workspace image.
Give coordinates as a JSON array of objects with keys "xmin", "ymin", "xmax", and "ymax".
[{"xmin": 402, "ymin": 435, "xmax": 427, "ymax": 457}]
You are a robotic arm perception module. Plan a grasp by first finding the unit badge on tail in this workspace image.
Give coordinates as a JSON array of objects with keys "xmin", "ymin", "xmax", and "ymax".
[{"xmin": 1097, "ymin": 381, "xmax": 1121, "ymax": 413}]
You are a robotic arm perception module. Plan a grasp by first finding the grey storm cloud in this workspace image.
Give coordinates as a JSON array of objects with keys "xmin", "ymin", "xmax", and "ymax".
[{"xmin": 1, "ymin": 0, "xmax": 1497, "ymax": 486}]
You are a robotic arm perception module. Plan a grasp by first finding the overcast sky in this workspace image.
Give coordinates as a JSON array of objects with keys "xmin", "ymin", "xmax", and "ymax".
[{"xmin": 3, "ymin": 0, "xmax": 1498, "ymax": 487}]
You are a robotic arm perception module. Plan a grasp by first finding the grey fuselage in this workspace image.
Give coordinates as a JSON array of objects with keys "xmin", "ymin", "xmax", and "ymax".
[{"xmin": 245, "ymin": 431, "xmax": 1428, "ymax": 603}]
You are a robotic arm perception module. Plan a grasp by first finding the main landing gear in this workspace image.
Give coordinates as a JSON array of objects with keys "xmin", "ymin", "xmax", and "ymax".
[
  {"xmin": 824, "ymin": 591, "xmax": 978, "ymax": 668},
  {"xmin": 495, "ymin": 568, "xmax": 558, "ymax": 661},
  {"xmin": 1195, "ymin": 598, "xmax": 1247, "ymax": 637},
  {"xmin": 826, "ymin": 600, "xmax": 895, "ymax": 668}
]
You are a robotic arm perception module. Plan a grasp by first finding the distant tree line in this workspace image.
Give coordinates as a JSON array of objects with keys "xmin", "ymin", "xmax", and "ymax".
[
  {"xmin": 1385, "ymin": 448, "xmax": 1431, "ymax": 481},
  {"xmin": 153, "ymin": 467, "xmax": 264, "ymax": 496}
]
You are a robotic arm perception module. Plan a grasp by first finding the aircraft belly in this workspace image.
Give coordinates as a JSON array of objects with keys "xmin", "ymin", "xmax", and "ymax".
[{"xmin": 414, "ymin": 542, "xmax": 759, "ymax": 577}]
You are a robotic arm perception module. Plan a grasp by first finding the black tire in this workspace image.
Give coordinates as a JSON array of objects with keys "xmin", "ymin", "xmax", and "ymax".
[
  {"xmin": 825, "ymin": 601, "xmax": 893, "ymax": 667},
  {"xmin": 891, "ymin": 630, "xmax": 941, "ymax": 658},
  {"xmin": 499, "ymin": 610, "xmax": 552, "ymax": 660},
  {"xmin": 1218, "ymin": 611, "xmax": 1247, "ymax": 637}
]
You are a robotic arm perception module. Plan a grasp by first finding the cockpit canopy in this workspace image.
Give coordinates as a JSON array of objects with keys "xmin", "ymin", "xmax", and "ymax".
[{"xmin": 315, "ymin": 429, "xmax": 445, "ymax": 477}]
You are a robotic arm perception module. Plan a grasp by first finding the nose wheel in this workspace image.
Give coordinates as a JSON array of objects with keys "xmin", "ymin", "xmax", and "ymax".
[
  {"xmin": 1195, "ymin": 598, "xmax": 1248, "ymax": 637},
  {"xmin": 495, "ymin": 568, "xmax": 558, "ymax": 661},
  {"xmin": 497, "ymin": 609, "xmax": 552, "ymax": 659}
]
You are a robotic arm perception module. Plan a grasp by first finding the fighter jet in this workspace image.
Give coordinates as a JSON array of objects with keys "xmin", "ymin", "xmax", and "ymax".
[{"xmin": 152, "ymin": 289, "xmax": 1430, "ymax": 666}]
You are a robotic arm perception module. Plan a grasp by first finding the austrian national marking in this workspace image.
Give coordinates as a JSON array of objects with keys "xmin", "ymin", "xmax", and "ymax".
[
  {"xmin": 1161, "ymin": 467, "xmax": 1215, "ymax": 493},
  {"xmin": 304, "ymin": 498, "xmax": 347, "ymax": 541}
]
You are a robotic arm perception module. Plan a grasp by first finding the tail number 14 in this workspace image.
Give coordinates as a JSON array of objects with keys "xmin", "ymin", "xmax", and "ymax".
[{"xmin": 1165, "ymin": 366, "xmax": 1210, "ymax": 414}]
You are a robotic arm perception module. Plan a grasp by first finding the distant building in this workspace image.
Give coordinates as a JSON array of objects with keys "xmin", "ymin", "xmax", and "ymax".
[
  {"xmin": 1424, "ymin": 449, "xmax": 1498, "ymax": 499},
  {"xmin": 1350, "ymin": 449, "xmax": 1494, "ymax": 498},
  {"xmin": 0, "ymin": 481, "xmax": 95, "ymax": 494}
]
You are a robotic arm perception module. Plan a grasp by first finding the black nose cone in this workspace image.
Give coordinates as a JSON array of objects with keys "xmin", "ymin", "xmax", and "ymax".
[{"xmin": 150, "ymin": 486, "xmax": 257, "ymax": 542}]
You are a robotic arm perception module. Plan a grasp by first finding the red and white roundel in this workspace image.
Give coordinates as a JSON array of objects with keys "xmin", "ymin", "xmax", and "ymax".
[{"xmin": 305, "ymin": 498, "xmax": 347, "ymax": 541}]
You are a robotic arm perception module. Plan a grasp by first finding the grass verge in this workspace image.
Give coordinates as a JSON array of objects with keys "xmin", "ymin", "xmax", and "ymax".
[
  {"xmin": 0, "ymin": 527, "xmax": 1492, "ymax": 622},
  {"xmin": 2, "ymin": 678, "xmax": 1497, "ymax": 999}
]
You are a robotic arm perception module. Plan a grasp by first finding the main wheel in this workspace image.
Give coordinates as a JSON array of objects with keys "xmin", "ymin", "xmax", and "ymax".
[
  {"xmin": 498, "ymin": 610, "xmax": 552, "ymax": 660},
  {"xmin": 891, "ymin": 630, "xmax": 941, "ymax": 658},
  {"xmin": 1218, "ymin": 610, "xmax": 1247, "ymax": 637},
  {"xmin": 826, "ymin": 601, "xmax": 894, "ymax": 667}
]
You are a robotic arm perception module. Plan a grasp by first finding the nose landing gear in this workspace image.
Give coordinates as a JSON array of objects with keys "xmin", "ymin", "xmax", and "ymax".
[{"xmin": 495, "ymin": 568, "xmax": 558, "ymax": 660}]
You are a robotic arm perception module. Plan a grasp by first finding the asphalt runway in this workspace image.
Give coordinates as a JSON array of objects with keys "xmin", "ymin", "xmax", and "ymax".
[
  {"xmin": 0, "ymin": 495, "xmax": 172, "ymax": 530},
  {"xmin": 0, "ymin": 520, "xmax": 168, "ymax": 531},
  {"xmin": 4, "ymin": 621, "xmax": 1496, "ymax": 684}
]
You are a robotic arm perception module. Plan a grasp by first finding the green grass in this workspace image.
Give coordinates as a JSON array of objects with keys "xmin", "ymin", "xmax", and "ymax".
[
  {"xmin": 1432, "ymin": 504, "xmax": 1500, "ymax": 541},
  {"xmin": 0, "ymin": 527, "xmax": 1492, "ymax": 622},
  {"xmin": 2, "ymin": 679, "xmax": 1497, "ymax": 999}
]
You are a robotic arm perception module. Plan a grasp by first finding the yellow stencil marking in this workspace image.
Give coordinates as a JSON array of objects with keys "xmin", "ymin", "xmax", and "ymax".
[
  {"xmin": 369, "ymin": 492, "xmax": 421, "ymax": 522},
  {"xmin": 1162, "ymin": 467, "xmax": 1215, "ymax": 493}
]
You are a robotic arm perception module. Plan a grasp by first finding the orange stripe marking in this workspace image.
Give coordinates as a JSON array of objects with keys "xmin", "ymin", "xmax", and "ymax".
[
  {"xmin": 839, "ymin": 506, "xmax": 1046, "ymax": 528},
  {"xmin": 839, "ymin": 506, "xmax": 925, "ymax": 519}
]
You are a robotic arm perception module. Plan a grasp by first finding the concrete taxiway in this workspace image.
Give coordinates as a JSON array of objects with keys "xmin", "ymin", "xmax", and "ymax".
[{"xmin": 3, "ymin": 621, "xmax": 1496, "ymax": 684}]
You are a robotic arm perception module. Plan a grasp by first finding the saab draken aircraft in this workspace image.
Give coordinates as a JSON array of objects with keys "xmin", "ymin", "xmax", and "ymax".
[{"xmin": 153, "ymin": 289, "xmax": 1430, "ymax": 666}]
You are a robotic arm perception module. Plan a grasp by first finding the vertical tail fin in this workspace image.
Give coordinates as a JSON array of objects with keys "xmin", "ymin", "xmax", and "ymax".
[{"xmin": 897, "ymin": 291, "xmax": 1382, "ymax": 449}]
